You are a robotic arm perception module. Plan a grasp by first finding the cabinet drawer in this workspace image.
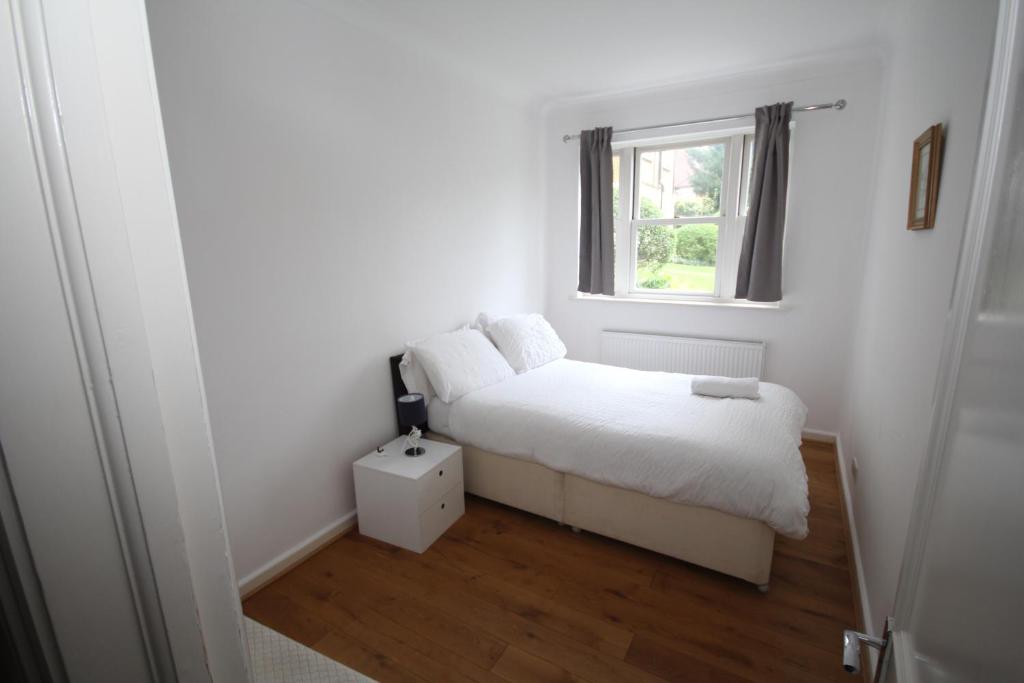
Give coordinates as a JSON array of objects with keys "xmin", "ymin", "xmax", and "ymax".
[
  {"xmin": 418, "ymin": 483, "xmax": 464, "ymax": 551},
  {"xmin": 417, "ymin": 451, "xmax": 462, "ymax": 511}
]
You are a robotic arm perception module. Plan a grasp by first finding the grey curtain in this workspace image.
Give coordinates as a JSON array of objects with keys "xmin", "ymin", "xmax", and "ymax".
[
  {"xmin": 736, "ymin": 102, "xmax": 792, "ymax": 302},
  {"xmin": 578, "ymin": 127, "xmax": 614, "ymax": 295}
]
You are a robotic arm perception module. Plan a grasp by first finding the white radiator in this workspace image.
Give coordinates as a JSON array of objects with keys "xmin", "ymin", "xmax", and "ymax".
[{"xmin": 599, "ymin": 331, "xmax": 765, "ymax": 379}]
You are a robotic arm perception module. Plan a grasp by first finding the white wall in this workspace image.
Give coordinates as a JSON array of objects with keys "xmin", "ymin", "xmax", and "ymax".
[
  {"xmin": 543, "ymin": 55, "xmax": 884, "ymax": 431},
  {"xmin": 839, "ymin": 0, "xmax": 999, "ymax": 634},
  {"xmin": 147, "ymin": 0, "xmax": 545, "ymax": 581}
]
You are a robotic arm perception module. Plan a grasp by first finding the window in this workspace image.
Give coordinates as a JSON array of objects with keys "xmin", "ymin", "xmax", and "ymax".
[{"xmin": 609, "ymin": 128, "xmax": 758, "ymax": 302}]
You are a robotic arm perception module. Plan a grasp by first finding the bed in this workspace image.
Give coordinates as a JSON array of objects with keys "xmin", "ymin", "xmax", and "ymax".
[{"xmin": 389, "ymin": 347, "xmax": 809, "ymax": 591}]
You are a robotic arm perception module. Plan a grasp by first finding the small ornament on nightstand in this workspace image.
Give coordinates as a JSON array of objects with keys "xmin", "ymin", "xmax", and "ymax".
[
  {"xmin": 404, "ymin": 425, "xmax": 424, "ymax": 457},
  {"xmin": 396, "ymin": 392, "xmax": 427, "ymax": 456}
]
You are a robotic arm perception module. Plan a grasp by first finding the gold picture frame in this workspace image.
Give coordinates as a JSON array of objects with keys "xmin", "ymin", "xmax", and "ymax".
[{"xmin": 907, "ymin": 124, "xmax": 944, "ymax": 230}]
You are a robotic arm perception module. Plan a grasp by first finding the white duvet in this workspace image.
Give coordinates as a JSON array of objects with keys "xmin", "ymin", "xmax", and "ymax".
[{"xmin": 436, "ymin": 359, "xmax": 810, "ymax": 538}]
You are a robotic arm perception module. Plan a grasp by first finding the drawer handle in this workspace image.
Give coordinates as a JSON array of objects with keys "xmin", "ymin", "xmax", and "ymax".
[
  {"xmin": 438, "ymin": 469, "xmax": 444, "ymax": 477},
  {"xmin": 441, "ymin": 502, "xmax": 446, "ymax": 510}
]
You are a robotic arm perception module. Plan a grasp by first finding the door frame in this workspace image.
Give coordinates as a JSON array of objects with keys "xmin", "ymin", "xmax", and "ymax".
[{"xmin": 2, "ymin": 0, "xmax": 250, "ymax": 679}]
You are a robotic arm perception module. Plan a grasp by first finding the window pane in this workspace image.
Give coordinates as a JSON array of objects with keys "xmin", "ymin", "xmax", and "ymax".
[
  {"xmin": 636, "ymin": 143, "xmax": 724, "ymax": 219},
  {"xmin": 611, "ymin": 154, "xmax": 620, "ymax": 220},
  {"xmin": 740, "ymin": 134, "xmax": 755, "ymax": 215},
  {"xmin": 635, "ymin": 223, "xmax": 718, "ymax": 293}
]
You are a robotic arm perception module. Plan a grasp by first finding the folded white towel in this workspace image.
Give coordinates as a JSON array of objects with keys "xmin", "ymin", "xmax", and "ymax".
[{"xmin": 691, "ymin": 375, "xmax": 760, "ymax": 399}]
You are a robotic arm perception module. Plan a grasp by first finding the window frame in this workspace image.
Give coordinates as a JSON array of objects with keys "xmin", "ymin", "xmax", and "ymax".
[{"xmin": 610, "ymin": 126, "xmax": 757, "ymax": 303}]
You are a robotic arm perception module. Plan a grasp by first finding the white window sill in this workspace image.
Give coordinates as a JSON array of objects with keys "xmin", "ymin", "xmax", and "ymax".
[{"xmin": 568, "ymin": 292, "xmax": 782, "ymax": 310}]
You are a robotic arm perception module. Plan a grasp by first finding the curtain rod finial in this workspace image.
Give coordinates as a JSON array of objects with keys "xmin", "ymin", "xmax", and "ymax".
[
  {"xmin": 562, "ymin": 134, "xmax": 574, "ymax": 143},
  {"xmin": 834, "ymin": 99, "xmax": 847, "ymax": 110}
]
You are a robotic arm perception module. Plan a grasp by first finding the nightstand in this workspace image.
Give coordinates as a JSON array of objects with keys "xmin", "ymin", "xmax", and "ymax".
[{"xmin": 353, "ymin": 436, "xmax": 464, "ymax": 553}]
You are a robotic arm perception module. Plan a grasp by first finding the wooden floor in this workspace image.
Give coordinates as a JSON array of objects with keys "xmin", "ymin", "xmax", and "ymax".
[{"xmin": 245, "ymin": 441, "xmax": 859, "ymax": 682}]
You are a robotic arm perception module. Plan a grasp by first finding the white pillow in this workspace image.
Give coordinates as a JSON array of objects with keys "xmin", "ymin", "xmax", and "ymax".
[
  {"xmin": 486, "ymin": 314, "xmax": 567, "ymax": 374},
  {"xmin": 471, "ymin": 312, "xmax": 504, "ymax": 340},
  {"xmin": 407, "ymin": 328, "xmax": 514, "ymax": 403},
  {"xmin": 398, "ymin": 350, "xmax": 435, "ymax": 405}
]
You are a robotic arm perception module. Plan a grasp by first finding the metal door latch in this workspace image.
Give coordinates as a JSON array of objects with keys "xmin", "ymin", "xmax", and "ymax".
[{"xmin": 842, "ymin": 629, "xmax": 886, "ymax": 674}]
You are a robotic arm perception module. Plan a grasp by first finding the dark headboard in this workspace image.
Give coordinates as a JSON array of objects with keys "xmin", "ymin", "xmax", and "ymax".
[
  {"xmin": 389, "ymin": 353, "xmax": 408, "ymax": 402},
  {"xmin": 389, "ymin": 353, "xmax": 428, "ymax": 435}
]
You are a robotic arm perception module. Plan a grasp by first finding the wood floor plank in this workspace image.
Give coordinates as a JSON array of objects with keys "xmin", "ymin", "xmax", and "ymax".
[
  {"xmin": 365, "ymin": 523, "xmax": 839, "ymax": 681},
  {"xmin": 244, "ymin": 442, "xmax": 859, "ymax": 683},
  {"xmin": 648, "ymin": 544, "xmax": 854, "ymax": 624},
  {"xmin": 293, "ymin": 549, "xmax": 509, "ymax": 670},
  {"xmin": 776, "ymin": 531, "xmax": 849, "ymax": 569},
  {"xmin": 760, "ymin": 555, "xmax": 855, "ymax": 622},
  {"xmin": 313, "ymin": 631, "xmax": 429, "ymax": 683},
  {"xmin": 800, "ymin": 441, "xmax": 838, "ymax": 459},
  {"xmin": 432, "ymin": 504, "xmax": 845, "ymax": 675},
  {"xmin": 625, "ymin": 634, "xmax": 756, "ymax": 683},
  {"xmin": 456, "ymin": 500, "xmax": 658, "ymax": 587},
  {"xmin": 275, "ymin": 572, "xmax": 506, "ymax": 683},
  {"xmin": 447, "ymin": 516, "xmax": 651, "ymax": 599},
  {"xmin": 244, "ymin": 588, "xmax": 331, "ymax": 646},
  {"xmin": 649, "ymin": 566, "xmax": 853, "ymax": 638},
  {"xmin": 245, "ymin": 587, "xmax": 428, "ymax": 682},
  {"xmin": 321, "ymin": 540, "xmax": 667, "ymax": 683},
  {"xmin": 807, "ymin": 495, "xmax": 844, "ymax": 522},
  {"xmin": 431, "ymin": 536, "xmax": 635, "ymax": 658},
  {"xmin": 490, "ymin": 647, "xmax": 582, "ymax": 683}
]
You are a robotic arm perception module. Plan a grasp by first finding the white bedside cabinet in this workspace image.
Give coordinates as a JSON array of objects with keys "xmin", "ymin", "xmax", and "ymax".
[{"xmin": 353, "ymin": 436, "xmax": 464, "ymax": 553}]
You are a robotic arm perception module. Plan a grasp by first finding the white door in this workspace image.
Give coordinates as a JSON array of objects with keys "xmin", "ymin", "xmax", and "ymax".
[{"xmin": 876, "ymin": 1, "xmax": 1024, "ymax": 680}]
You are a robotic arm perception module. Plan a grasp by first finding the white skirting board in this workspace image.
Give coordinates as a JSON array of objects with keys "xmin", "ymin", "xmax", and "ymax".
[
  {"xmin": 834, "ymin": 434, "xmax": 874, "ymax": 634},
  {"xmin": 238, "ymin": 509, "xmax": 357, "ymax": 599},
  {"xmin": 835, "ymin": 433, "xmax": 879, "ymax": 676},
  {"xmin": 804, "ymin": 429, "xmax": 874, "ymax": 663}
]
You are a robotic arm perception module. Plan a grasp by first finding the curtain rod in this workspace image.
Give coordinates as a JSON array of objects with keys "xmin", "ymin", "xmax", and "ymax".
[{"xmin": 561, "ymin": 99, "xmax": 846, "ymax": 143}]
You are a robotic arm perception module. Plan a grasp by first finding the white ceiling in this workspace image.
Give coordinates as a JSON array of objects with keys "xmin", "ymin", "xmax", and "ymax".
[{"xmin": 316, "ymin": 0, "xmax": 888, "ymax": 104}]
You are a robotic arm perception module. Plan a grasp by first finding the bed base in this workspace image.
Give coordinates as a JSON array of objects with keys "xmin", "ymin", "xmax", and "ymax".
[{"xmin": 434, "ymin": 436, "xmax": 776, "ymax": 589}]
